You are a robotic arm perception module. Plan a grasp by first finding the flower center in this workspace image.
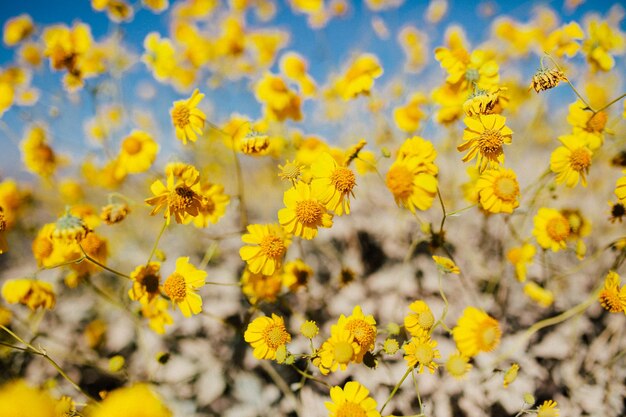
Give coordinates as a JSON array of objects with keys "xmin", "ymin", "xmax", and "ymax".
[
  {"xmin": 417, "ymin": 311, "xmax": 435, "ymax": 329},
  {"xmin": 611, "ymin": 203, "xmax": 625, "ymax": 218},
  {"xmin": 163, "ymin": 272, "xmax": 187, "ymax": 302},
  {"xmin": 173, "ymin": 185, "xmax": 198, "ymax": 211},
  {"xmin": 336, "ymin": 402, "xmax": 367, "ymax": 417},
  {"xmin": 493, "ymin": 177, "xmax": 519, "ymax": 201},
  {"xmin": 477, "ymin": 320, "xmax": 501, "ymax": 352},
  {"xmin": 331, "ymin": 167, "xmax": 356, "ymax": 193},
  {"xmin": 262, "ymin": 323, "xmax": 289, "ymax": 349},
  {"xmin": 569, "ymin": 148, "xmax": 591, "ymax": 172},
  {"xmin": 141, "ymin": 273, "xmax": 160, "ymax": 294},
  {"xmin": 260, "ymin": 234, "xmax": 286, "ymax": 258},
  {"xmin": 546, "ymin": 216, "xmax": 570, "ymax": 242},
  {"xmin": 345, "ymin": 319, "xmax": 376, "ymax": 350},
  {"xmin": 295, "ymin": 200, "xmax": 324, "ymax": 225},
  {"xmin": 279, "ymin": 162, "xmax": 302, "ymax": 182},
  {"xmin": 201, "ymin": 197, "xmax": 216, "ymax": 214},
  {"xmin": 333, "ymin": 341, "xmax": 354, "ymax": 364},
  {"xmin": 172, "ymin": 104, "xmax": 190, "ymax": 127},
  {"xmin": 386, "ymin": 165, "xmax": 414, "ymax": 200},
  {"xmin": 414, "ymin": 343, "xmax": 434, "ymax": 365},
  {"xmin": 0, "ymin": 210, "xmax": 5, "ymax": 232},
  {"xmin": 478, "ymin": 130, "xmax": 503, "ymax": 158},
  {"xmin": 465, "ymin": 67, "xmax": 480, "ymax": 83},
  {"xmin": 586, "ymin": 111, "xmax": 607, "ymax": 133},
  {"xmin": 35, "ymin": 144, "xmax": 55, "ymax": 163},
  {"xmin": 446, "ymin": 355, "xmax": 469, "ymax": 377},
  {"xmin": 598, "ymin": 290, "xmax": 623, "ymax": 313},
  {"xmin": 122, "ymin": 137, "xmax": 142, "ymax": 155}
]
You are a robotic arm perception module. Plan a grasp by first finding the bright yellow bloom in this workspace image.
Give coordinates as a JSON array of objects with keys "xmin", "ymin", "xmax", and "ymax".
[
  {"xmin": 69, "ymin": 232, "xmax": 109, "ymax": 281},
  {"xmin": 142, "ymin": 32, "xmax": 176, "ymax": 81},
  {"xmin": 397, "ymin": 136, "xmax": 439, "ymax": 175},
  {"xmin": 32, "ymin": 223, "xmax": 66, "ymax": 267},
  {"xmin": 117, "ymin": 130, "xmax": 158, "ymax": 175},
  {"xmin": 550, "ymin": 134, "xmax": 593, "ymax": 187},
  {"xmin": 244, "ymin": 313, "xmax": 291, "ymax": 360},
  {"xmin": 280, "ymin": 52, "xmax": 316, "ymax": 97},
  {"xmin": 300, "ymin": 320, "xmax": 319, "ymax": 338},
  {"xmin": 0, "ymin": 179, "xmax": 25, "ymax": 229},
  {"xmin": 2, "ymin": 278, "xmax": 56, "ymax": 311},
  {"xmin": 310, "ymin": 152, "xmax": 357, "ymax": 216},
  {"xmin": 18, "ymin": 42, "xmax": 43, "ymax": 67},
  {"xmin": 536, "ymin": 399, "xmax": 559, "ymax": 417},
  {"xmin": 42, "ymin": 23, "xmax": 93, "ymax": 86},
  {"xmin": 445, "ymin": 352, "xmax": 472, "ymax": 379},
  {"xmin": 532, "ymin": 208, "xmax": 570, "ymax": 252},
  {"xmin": 128, "ymin": 262, "xmax": 161, "ymax": 304},
  {"xmin": 162, "ymin": 257, "xmax": 206, "ymax": 317},
  {"xmin": 3, "ymin": 14, "xmax": 35, "ymax": 46},
  {"xmin": 544, "ymin": 22, "xmax": 584, "ymax": 57},
  {"xmin": 254, "ymin": 72, "xmax": 302, "ymax": 121},
  {"xmin": 143, "ymin": 0, "xmax": 169, "ymax": 12},
  {"xmin": 278, "ymin": 159, "xmax": 304, "ymax": 184},
  {"xmin": 581, "ymin": 19, "xmax": 625, "ymax": 72},
  {"xmin": 337, "ymin": 305, "xmax": 377, "ymax": 363},
  {"xmin": 87, "ymin": 384, "xmax": 172, "ymax": 417},
  {"xmin": 0, "ymin": 380, "xmax": 58, "ymax": 417},
  {"xmin": 316, "ymin": 325, "xmax": 360, "ymax": 375},
  {"xmin": 462, "ymin": 88, "xmax": 506, "ymax": 117},
  {"xmin": 393, "ymin": 92, "xmax": 428, "ymax": 132},
  {"xmin": 91, "ymin": 0, "xmax": 134, "ymax": 22},
  {"xmin": 171, "ymin": 88, "xmax": 206, "ymax": 144},
  {"xmin": 183, "ymin": 181, "xmax": 230, "ymax": 228},
  {"xmin": 241, "ymin": 268, "xmax": 282, "ymax": 305},
  {"xmin": 435, "ymin": 44, "xmax": 499, "ymax": 91},
  {"xmin": 432, "ymin": 255, "xmax": 460, "ymax": 274},
  {"xmin": 335, "ymin": 54, "xmax": 383, "ymax": 100},
  {"xmin": 524, "ymin": 282, "xmax": 554, "ymax": 307},
  {"xmin": 240, "ymin": 224, "xmax": 291, "ymax": 276},
  {"xmin": 386, "ymin": 158, "xmax": 438, "ymax": 213},
  {"xmin": 145, "ymin": 163, "xmax": 203, "ymax": 224},
  {"xmin": 282, "ymin": 258, "xmax": 313, "ymax": 291},
  {"xmin": 503, "ymin": 363, "xmax": 519, "ymax": 388},
  {"xmin": 21, "ymin": 125, "xmax": 58, "ymax": 179},
  {"xmin": 452, "ymin": 306, "xmax": 501, "ymax": 357},
  {"xmin": 475, "ymin": 167, "xmax": 520, "ymax": 213},
  {"xmin": 398, "ymin": 26, "xmax": 428, "ymax": 73},
  {"xmin": 598, "ymin": 271, "xmax": 626, "ymax": 314},
  {"xmin": 404, "ymin": 300, "xmax": 435, "ymax": 337},
  {"xmin": 506, "ymin": 243, "xmax": 536, "ymax": 282},
  {"xmin": 566, "ymin": 101, "xmax": 607, "ymax": 150},
  {"xmin": 615, "ymin": 170, "xmax": 626, "ymax": 203},
  {"xmin": 141, "ymin": 297, "xmax": 173, "ymax": 334},
  {"xmin": 325, "ymin": 381, "xmax": 381, "ymax": 417},
  {"xmin": 458, "ymin": 114, "xmax": 513, "ymax": 172},
  {"xmin": 403, "ymin": 334, "xmax": 440, "ymax": 374},
  {"xmin": 278, "ymin": 182, "xmax": 333, "ymax": 240}
]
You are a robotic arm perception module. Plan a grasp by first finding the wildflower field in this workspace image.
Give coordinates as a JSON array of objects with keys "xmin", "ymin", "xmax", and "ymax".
[{"xmin": 1, "ymin": 0, "xmax": 626, "ymax": 416}]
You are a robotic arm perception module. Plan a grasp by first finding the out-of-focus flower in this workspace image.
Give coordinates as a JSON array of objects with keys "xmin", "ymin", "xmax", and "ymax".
[
  {"xmin": 475, "ymin": 167, "xmax": 520, "ymax": 213},
  {"xmin": 142, "ymin": 32, "xmax": 176, "ymax": 81},
  {"xmin": 21, "ymin": 125, "xmax": 58, "ymax": 179},
  {"xmin": 533, "ymin": 208, "xmax": 570, "ymax": 252},
  {"xmin": 550, "ymin": 134, "xmax": 593, "ymax": 188},
  {"xmin": 432, "ymin": 255, "xmax": 460, "ymax": 274},
  {"xmin": 325, "ymin": 381, "xmax": 381, "ymax": 417},
  {"xmin": 282, "ymin": 258, "xmax": 313, "ymax": 291},
  {"xmin": 543, "ymin": 22, "xmax": 584, "ymax": 57},
  {"xmin": 117, "ymin": 130, "xmax": 158, "ymax": 175},
  {"xmin": 143, "ymin": 0, "xmax": 169, "ymax": 13},
  {"xmin": 393, "ymin": 92, "xmax": 428, "ymax": 132},
  {"xmin": 100, "ymin": 203, "xmax": 130, "ymax": 225},
  {"xmin": 0, "ymin": 380, "xmax": 58, "ymax": 417},
  {"xmin": 278, "ymin": 182, "xmax": 333, "ymax": 240},
  {"xmin": 240, "ymin": 224, "xmax": 290, "ymax": 276},
  {"xmin": 335, "ymin": 54, "xmax": 383, "ymax": 100},
  {"xmin": 426, "ymin": 0, "xmax": 448, "ymax": 23},
  {"xmin": 141, "ymin": 297, "xmax": 173, "ymax": 334},
  {"xmin": 254, "ymin": 73, "xmax": 302, "ymax": 121},
  {"xmin": 300, "ymin": 320, "xmax": 319, "ymax": 339},
  {"xmin": 280, "ymin": 52, "xmax": 316, "ymax": 97},
  {"xmin": 162, "ymin": 256, "xmax": 206, "ymax": 317},
  {"xmin": 398, "ymin": 26, "xmax": 428, "ymax": 73},
  {"xmin": 128, "ymin": 262, "xmax": 161, "ymax": 305},
  {"xmin": 1, "ymin": 279, "xmax": 56, "ymax": 311},
  {"xmin": 244, "ymin": 313, "xmax": 291, "ymax": 360},
  {"xmin": 91, "ymin": 0, "xmax": 134, "ymax": 23},
  {"xmin": 3, "ymin": 15, "xmax": 34, "ymax": 47},
  {"xmin": 241, "ymin": 268, "xmax": 282, "ymax": 305},
  {"xmin": 581, "ymin": 19, "xmax": 625, "ymax": 72},
  {"xmin": 183, "ymin": 181, "xmax": 230, "ymax": 228},
  {"xmin": 567, "ymin": 101, "xmax": 608, "ymax": 150},
  {"xmin": 524, "ymin": 282, "xmax": 554, "ymax": 307},
  {"xmin": 445, "ymin": 352, "xmax": 471, "ymax": 379},
  {"xmin": 403, "ymin": 334, "xmax": 440, "ymax": 374},
  {"xmin": 506, "ymin": 243, "xmax": 536, "ymax": 282},
  {"xmin": 171, "ymin": 89, "xmax": 206, "ymax": 144},
  {"xmin": 87, "ymin": 384, "xmax": 172, "ymax": 417},
  {"xmin": 503, "ymin": 363, "xmax": 519, "ymax": 387},
  {"xmin": 458, "ymin": 114, "xmax": 513, "ymax": 172},
  {"xmin": 452, "ymin": 306, "xmax": 501, "ymax": 357}
]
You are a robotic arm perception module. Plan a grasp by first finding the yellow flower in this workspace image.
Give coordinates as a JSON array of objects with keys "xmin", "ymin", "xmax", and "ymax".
[
  {"xmin": 463, "ymin": 88, "xmax": 506, "ymax": 116},
  {"xmin": 240, "ymin": 224, "xmax": 291, "ymax": 276},
  {"xmin": 244, "ymin": 313, "xmax": 291, "ymax": 360},
  {"xmin": 1, "ymin": 278, "xmax": 56, "ymax": 311},
  {"xmin": 325, "ymin": 381, "xmax": 381, "ymax": 417},
  {"xmin": 582, "ymin": 19, "xmax": 625, "ymax": 72},
  {"xmin": 393, "ymin": 92, "xmax": 428, "ymax": 132},
  {"xmin": 92, "ymin": 0, "xmax": 134, "ymax": 22},
  {"xmin": 128, "ymin": 262, "xmax": 161, "ymax": 304},
  {"xmin": 615, "ymin": 170, "xmax": 626, "ymax": 202},
  {"xmin": 506, "ymin": 243, "xmax": 536, "ymax": 282},
  {"xmin": 316, "ymin": 325, "xmax": 360, "ymax": 375},
  {"xmin": 383, "ymin": 338, "xmax": 399, "ymax": 355},
  {"xmin": 0, "ymin": 179, "xmax": 25, "ymax": 229},
  {"xmin": 278, "ymin": 159, "xmax": 304, "ymax": 184},
  {"xmin": 536, "ymin": 399, "xmax": 559, "ymax": 417},
  {"xmin": 386, "ymin": 158, "xmax": 438, "ymax": 213},
  {"xmin": 550, "ymin": 134, "xmax": 593, "ymax": 187},
  {"xmin": 3, "ymin": 15, "xmax": 35, "ymax": 46},
  {"xmin": 524, "ymin": 282, "xmax": 554, "ymax": 307},
  {"xmin": 452, "ymin": 306, "xmax": 501, "ymax": 357},
  {"xmin": 403, "ymin": 334, "xmax": 440, "ymax": 374},
  {"xmin": 143, "ymin": 0, "xmax": 169, "ymax": 12},
  {"xmin": 117, "ymin": 130, "xmax": 158, "ymax": 175},
  {"xmin": 241, "ymin": 268, "xmax": 282, "ymax": 305},
  {"xmin": 529, "ymin": 68, "xmax": 567, "ymax": 93},
  {"xmin": 42, "ymin": 23, "xmax": 93, "ymax": 85},
  {"xmin": 532, "ymin": 208, "xmax": 570, "ymax": 252},
  {"xmin": 141, "ymin": 297, "xmax": 173, "ymax": 334},
  {"xmin": 145, "ymin": 163, "xmax": 203, "ymax": 224},
  {"xmin": 475, "ymin": 167, "xmax": 520, "ymax": 213},
  {"xmin": 432, "ymin": 255, "xmax": 460, "ymax": 274},
  {"xmin": 435, "ymin": 45, "xmax": 499, "ymax": 91},
  {"xmin": 398, "ymin": 26, "xmax": 428, "ymax": 73},
  {"xmin": 503, "ymin": 363, "xmax": 519, "ymax": 388},
  {"xmin": 445, "ymin": 352, "xmax": 472, "ymax": 380},
  {"xmin": 300, "ymin": 320, "xmax": 319, "ymax": 339},
  {"xmin": 282, "ymin": 258, "xmax": 313, "ymax": 291},
  {"xmin": 278, "ymin": 182, "xmax": 333, "ymax": 240},
  {"xmin": 162, "ymin": 257, "xmax": 206, "ymax": 317},
  {"xmin": 254, "ymin": 72, "xmax": 302, "ymax": 121},
  {"xmin": 69, "ymin": 232, "xmax": 109, "ymax": 280},
  {"xmin": 337, "ymin": 305, "xmax": 377, "ymax": 363},
  {"xmin": 335, "ymin": 53, "xmax": 383, "ymax": 100},
  {"xmin": 182, "ymin": 181, "xmax": 230, "ymax": 228},
  {"xmin": 21, "ymin": 125, "xmax": 58, "ymax": 179},
  {"xmin": 458, "ymin": 114, "xmax": 513, "ymax": 172},
  {"xmin": 310, "ymin": 152, "xmax": 357, "ymax": 216},
  {"xmin": 598, "ymin": 271, "xmax": 626, "ymax": 314},
  {"xmin": 543, "ymin": 22, "xmax": 584, "ymax": 57},
  {"xmin": 0, "ymin": 380, "xmax": 58, "ymax": 417},
  {"xmin": 404, "ymin": 300, "xmax": 435, "ymax": 337},
  {"xmin": 87, "ymin": 384, "xmax": 171, "ymax": 417},
  {"xmin": 171, "ymin": 88, "xmax": 206, "ymax": 144},
  {"xmin": 279, "ymin": 52, "xmax": 317, "ymax": 97},
  {"xmin": 397, "ymin": 136, "xmax": 439, "ymax": 174},
  {"xmin": 566, "ymin": 101, "xmax": 607, "ymax": 149},
  {"xmin": 142, "ymin": 32, "xmax": 176, "ymax": 81}
]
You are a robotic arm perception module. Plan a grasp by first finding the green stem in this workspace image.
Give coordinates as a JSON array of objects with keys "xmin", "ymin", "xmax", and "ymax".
[
  {"xmin": 437, "ymin": 188, "xmax": 446, "ymax": 234},
  {"xmin": 146, "ymin": 220, "xmax": 168, "ymax": 264},
  {"xmin": 205, "ymin": 281, "xmax": 241, "ymax": 287},
  {"xmin": 78, "ymin": 244, "xmax": 131, "ymax": 279},
  {"xmin": 592, "ymin": 92, "xmax": 626, "ymax": 115},
  {"xmin": 411, "ymin": 369, "xmax": 423, "ymax": 414},
  {"xmin": 380, "ymin": 367, "xmax": 412, "ymax": 414},
  {"xmin": 290, "ymin": 364, "xmax": 330, "ymax": 388}
]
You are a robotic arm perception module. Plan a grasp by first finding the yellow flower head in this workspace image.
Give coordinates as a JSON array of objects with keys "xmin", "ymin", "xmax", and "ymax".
[
  {"xmin": 282, "ymin": 258, "xmax": 313, "ymax": 291},
  {"xmin": 550, "ymin": 134, "xmax": 593, "ymax": 187},
  {"xmin": 162, "ymin": 256, "xmax": 206, "ymax": 317},
  {"xmin": 524, "ymin": 282, "xmax": 554, "ymax": 308},
  {"xmin": 337, "ymin": 306, "xmax": 377, "ymax": 363},
  {"xmin": 240, "ymin": 224, "xmax": 291, "ymax": 276},
  {"xmin": 141, "ymin": 297, "xmax": 173, "ymax": 334},
  {"xmin": 536, "ymin": 399, "xmax": 559, "ymax": 417},
  {"xmin": 452, "ymin": 306, "xmax": 501, "ymax": 357},
  {"xmin": 543, "ymin": 22, "xmax": 584, "ymax": 57},
  {"xmin": 532, "ymin": 208, "xmax": 570, "ymax": 252},
  {"xmin": 335, "ymin": 53, "xmax": 383, "ymax": 100},
  {"xmin": 404, "ymin": 300, "xmax": 435, "ymax": 337},
  {"xmin": 278, "ymin": 159, "xmax": 304, "ymax": 184},
  {"xmin": 87, "ymin": 384, "xmax": 172, "ymax": 417},
  {"xmin": 432, "ymin": 255, "xmax": 460, "ymax": 274},
  {"xmin": 244, "ymin": 313, "xmax": 291, "ymax": 360},
  {"xmin": 475, "ymin": 167, "xmax": 520, "ymax": 213},
  {"xmin": 397, "ymin": 136, "xmax": 439, "ymax": 175},
  {"xmin": 463, "ymin": 88, "xmax": 507, "ymax": 117},
  {"xmin": 458, "ymin": 114, "xmax": 513, "ymax": 172},
  {"xmin": 0, "ymin": 380, "xmax": 58, "ymax": 417},
  {"xmin": 171, "ymin": 88, "xmax": 206, "ymax": 144},
  {"xmin": 393, "ymin": 92, "xmax": 428, "ymax": 132},
  {"xmin": 3, "ymin": 15, "xmax": 35, "ymax": 46},
  {"xmin": 506, "ymin": 243, "xmax": 536, "ymax": 282},
  {"xmin": 182, "ymin": 181, "xmax": 230, "ymax": 228},
  {"xmin": 386, "ymin": 158, "xmax": 438, "ymax": 213},
  {"xmin": 128, "ymin": 262, "xmax": 161, "ymax": 304},
  {"xmin": 310, "ymin": 152, "xmax": 357, "ymax": 216},
  {"xmin": 241, "ymin": 268, "xmax": 283, "ymax": 305},
  {"xmin": 598, "ymin": 271, "xmax": 626, "ymax": 314},
  {"xmin": 278, "ymin": 182, "xmax": 333, "ymax": 240},
  {"xmin": 145, "ymin": 163, "xmax": 203, "ymax": 224},
  {"xmin": 300, "ymin": 320, "xmax": 319, "ymax": 339},
  {"xmin": 117, "ymin": 130, "xmax": 158, "ymax": 175},
  {"xmin": 445, "ymin": 352, "xmax": 472, "ymax": 380},
  {"xmin": 403, "ymin": 334, "xmax": 440, "ymax": 374},
  {"xmin": 2, "ymin": 278, "xmax": 56, "ymax": 311},
  {"xmin": 398, "ymin": 26, "xmax": 428, "ymax": 73},
  {"xmin": 582, "ymin": 19, "xmax": 625, "ymax": 72},
  {"xmin": 316, "ymin": 325, "xmax": 360, "ymax": 375},
  {"xmin": 21, "ymin": 125, "xmax": 58, "ymax": 179},
  {"xmin": 100, "ymin": 203, "xmax": 130, "ymax": 225},
  {"xmin": 254, "ymin": 72, "xmax": 303, "ymax": 121},
  {"xmin": 142, "ymin": 32, "xmax": 176, "ymax": 81},
  {"xmin": 325, "ymin": 381, "xmax": 381, "ymax": 417}
]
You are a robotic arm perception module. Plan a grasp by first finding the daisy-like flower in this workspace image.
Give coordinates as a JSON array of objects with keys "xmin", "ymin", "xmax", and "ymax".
[
  {"xmin": 404, "ymin": 300, "xmax": 435, "ymax": 337},
  {"xmin": 278, "ymin": 182, "xmax": 333, "ymax": 240},
  {"xmin": 241, "ymin": 268, "xmax": 283, "ymax": 305},
  {"xmin": 536, "ymin": 399, "xmax": 559, "ymax": 417},
  {"xmin": 170, "ymin": 88, "xmax": 206, "ymax": 144},
  {"xmin": 325, "ymin": 381, "xmax": 381, "ymax": 417},
  {"xmin": 1, "ymin": 279, "xmax": 56, "ymax": 311},
  {"xmin": 141, "ymin": 297, "xmax": 173, "ymax": 334},
  {"xmin": 337, "ymin": 305, "xmax": 377, "ymax": 363},
  {"xmin": 183, "ymin": 181, "xmax": 230, "ymax": 228},
  {"xmin": 21, "ymin": 125, "xmax": 58, "ymax": 179},
  {"xmin": 598, "ymin": 271, "xmax": 626, "ymax": 313},
  {"xmin": 524, "ymin": 282, "xmax": 554, "ymax": 308},
  {"xmin": 162, "ymin": 257, "xmax": 206, "ymax": 317},
  {"xmin": 315, "ymin": 325, "xmax": 361, "ymax": 375},
  {"xmin": 282, "ymin": 258, "xmax": 313, "ymax": 291},
  {"xmin": 311, "ymin": 152, "xmax": 357, "ymax": 216},
  {"xmin": 128, "ymin": 262, "xmax": 161, "ymax": 304},
  {"xmin": 278, "ymin": 159, "xmax": 303, "ymax": 184},
  {"xmin": 452, "ymin": 306, "xmax": 501, "ymax": 357},
  {"xmin": 244, "ymin": 314, "xmax": 291, "ymax": 360},
  {"xmin": 462, "ymin": 88, "xmax": 506, "ymax": 117},
  {"xmin": 335, "ymin": 53, "xmax": 383, "ymax": 100},
  {"xmin": 550, "ymin": 134, "xmax": 593, "ymax": 187},
  {"xmin": 117, "ymin": 130, "xmax": 158, "ymax": 175},
  {"xmin": 397, "ymin": 136, "xmax": 439, "ymax": 175},
  {"xmin": 566, "ymin": 101, "xmax": 607, "ymax": 150},
  {"xmin": 532, "ymin": 208, "xmax": 570, "ymax": 252},
  {"xmin": 403, "ymin": 334, "xmax": 440, "ymax": 374},
  {"xmin": 457, "ymin": 114, "xmax": 513, "ymax": 172},
  {"xmin": 145, "ymin": 163, "xmax": 203, "ymax": 225},
  {"xmin": 506, "ymin": 243, "xmax": 536, "ymax": 282},
  {"xmin": 432, "ymin": 255, "xmax": 460, "ymax": 274},
  {"xmin": 581, "ymin": 18, "xmax": 625, "ymax": 72},
  {"xmin": 445, "ymin": 352, "xmax": 472, "ymax": 380},
  {"xmin": 240, "ymin": 224, "xmax": 291, "ymax": 276},
  {"xmin": 475, "ymin": 167, "xmax": 520, "ymax": 213},
  {"xmin": 386, "ymin": 158, "xmax": 438, "ymax": 213}
]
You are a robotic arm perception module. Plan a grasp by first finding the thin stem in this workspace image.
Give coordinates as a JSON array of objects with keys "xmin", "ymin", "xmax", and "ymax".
[
  {"xmin": 543, "ymin": 54, "xmax": 593, "ymax": 110},
  {"xmin": 431, "ymin": 272, "xmax": 452, "ymax": 334},
  {"xmin": 411, "ymin": 369, "xmax": 423, "ymax": 414},
  {"xmin": 38, "ymin": 256, "xmax": 86, "ymax": 272},
  {"xmin": 289, "ymin": 364, "xmax": 331, "ymax": 388},
  {"xmin": 78, "ymin": 244, "xmax": 131, "ymax": 279},
  {"xmin": 437, "ymin": 188, "xmax": 446, "ymax": 234},
  {"xmin": 205, "ymin": 281, "xmax": 241, "ymax": 287},
  {"xmin": 591, "ymin": 92, "xmax": 626, "ymax": 115},
  {"xmin": 146, "ymin": 220, "xmax": 168, "ymax": 264},
  {"xmin": 380, "ymin": 367, "xmax": 412, "ymax": 414},
  {"xmin": 260, "ymin": 361, "xmax": 301, "ymax": 417}
]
